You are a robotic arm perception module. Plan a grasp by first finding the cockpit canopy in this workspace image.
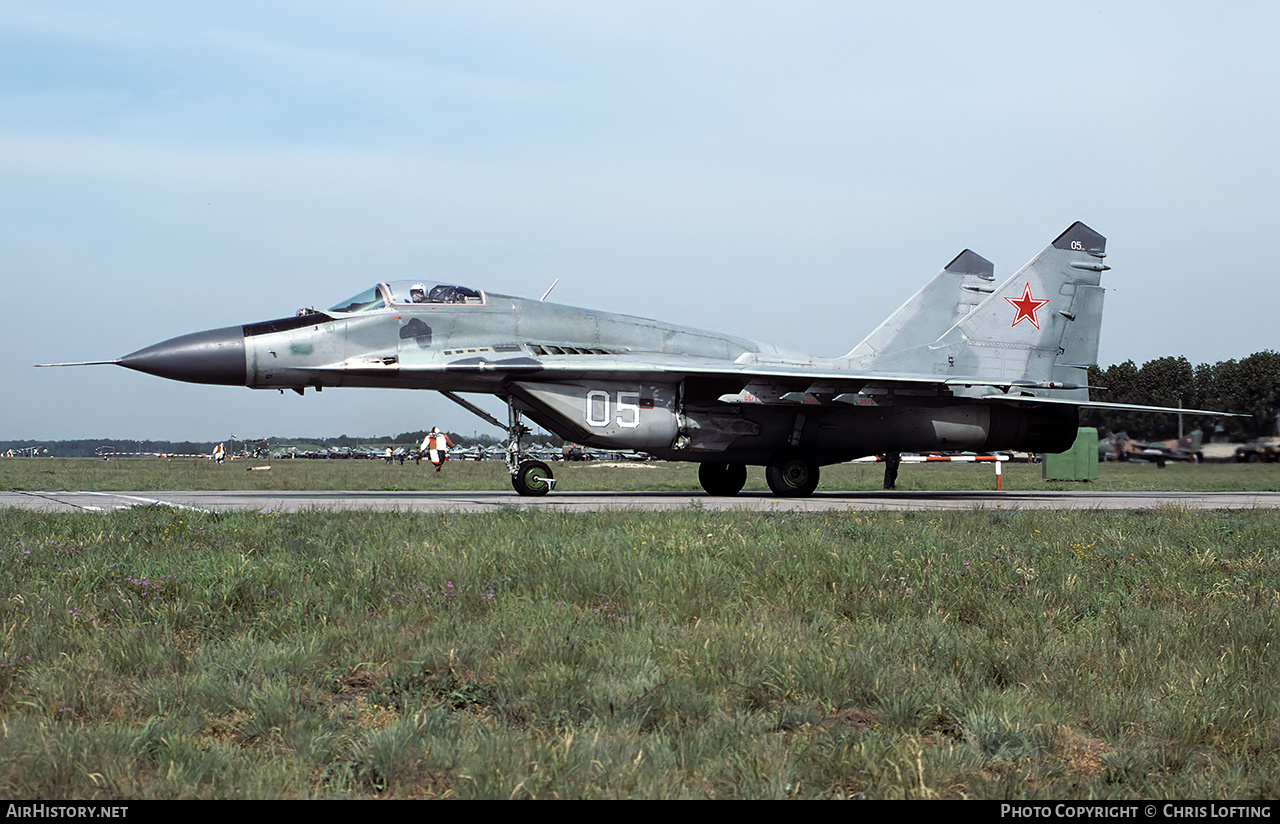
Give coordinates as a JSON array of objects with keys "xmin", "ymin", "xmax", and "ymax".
[{"xmin": 328, "ymin": 281, "xmax": 486, "ymax": 314}]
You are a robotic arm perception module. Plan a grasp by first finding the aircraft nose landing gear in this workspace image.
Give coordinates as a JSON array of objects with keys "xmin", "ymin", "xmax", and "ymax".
[
  {"xmin": 438, "ymin": 390, "xmax": 557, "ymax": 496},
  {"xmin": 513, "ymin": 459, "xmax": 554, "ymax": 496},
  {"xmin": 504, "ymin": 402, "xmax": 555, "ymax": 496}
]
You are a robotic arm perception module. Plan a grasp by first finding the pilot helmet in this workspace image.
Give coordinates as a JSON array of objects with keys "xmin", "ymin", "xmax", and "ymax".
[{"xmin": 410, "ymin": 283, "xmax": 427, "ymax": 301}]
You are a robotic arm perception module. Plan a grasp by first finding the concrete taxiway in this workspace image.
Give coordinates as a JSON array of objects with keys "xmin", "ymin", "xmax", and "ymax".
[{"xmin": 4, "ymin": 489, "xmax": 1280, "ymax": 514}]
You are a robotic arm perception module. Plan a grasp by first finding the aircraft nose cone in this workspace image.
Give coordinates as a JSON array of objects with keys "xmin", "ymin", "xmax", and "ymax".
[{"xmin": 119, "ymin": 325, "xmax": 247, "ymax": 385}]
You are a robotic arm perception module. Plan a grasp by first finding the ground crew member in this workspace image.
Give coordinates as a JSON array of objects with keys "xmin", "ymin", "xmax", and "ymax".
[{"xmin": 425, "ymin": 427, "xmax": 453, "ymax": 472}]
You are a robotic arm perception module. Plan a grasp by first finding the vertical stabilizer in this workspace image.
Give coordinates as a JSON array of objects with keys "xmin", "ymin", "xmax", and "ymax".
[
  {"xmin": 945, "ymin": 222, "xmax": 1107, "ymax": 384},
  {"xmin": 859, "ymin": 222, "xmax": 1108, "ymax": 388},
  {"xmin": 844, "ymin": 249, "xmax": 995, "ymax": 365}
]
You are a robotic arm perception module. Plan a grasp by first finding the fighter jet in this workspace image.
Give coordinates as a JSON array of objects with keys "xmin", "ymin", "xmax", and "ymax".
[
  {"xmin": 1100, "ymin": 430, "xmax": 1205, "ymax": 465},
  {"xmin": 39, "ymin": 222, "xmax": 1229, "ymax": 496}
]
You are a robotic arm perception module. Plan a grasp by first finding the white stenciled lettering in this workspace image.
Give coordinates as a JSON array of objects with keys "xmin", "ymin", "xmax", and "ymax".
[
  {"xmin": 616, "ymin": 391, "xmax": 640, "ymax": 428},
  {"xmin": 584, "ymin": 389, "xmax": 644, "ymax": 428},
  {"xmin": 585, "ymin": 390, "xmax": 610, "ymax": 427}
]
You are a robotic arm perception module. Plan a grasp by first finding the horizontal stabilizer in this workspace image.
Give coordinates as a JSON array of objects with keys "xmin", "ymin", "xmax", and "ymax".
[{"xmin": 985, "ymin": 393, "xmax": 1245, "ymax": 417}]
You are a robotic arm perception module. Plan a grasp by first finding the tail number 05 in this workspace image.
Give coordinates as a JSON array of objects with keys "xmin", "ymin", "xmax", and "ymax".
[{"xmin": 585, "ymin": 390, "xmax": 641, "ymax": 428}]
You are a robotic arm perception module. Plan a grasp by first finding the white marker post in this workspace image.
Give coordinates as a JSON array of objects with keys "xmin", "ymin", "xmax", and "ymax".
[{"xmin": 854, "ymin": 453, "xmax": 1010, "ymax": 490}]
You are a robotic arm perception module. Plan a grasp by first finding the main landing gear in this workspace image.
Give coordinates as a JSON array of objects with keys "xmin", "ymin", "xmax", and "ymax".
[
  {"xmin": 765, "ymin": 452, "xmax": 820, "ymax": 497},
  {"xmin": 438, "ymin": 392, "xmax": 822, "ymax": 499},
  {"xmin": 698, "ymin": 462, "xmax": 747, "ymax": 496},
  {"xmin": 697, "ymin": 453, "xmax": 821, "ymax": 498}
]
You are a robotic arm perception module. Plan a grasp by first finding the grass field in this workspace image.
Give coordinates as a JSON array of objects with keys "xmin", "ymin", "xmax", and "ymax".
[
  {"xmin": 5, "ymin": 455, "xmax": 1280, "ymax": 493},
  {"xmin": 2, "ymin": 459, "xmax": 1279, "ymax": 798}
]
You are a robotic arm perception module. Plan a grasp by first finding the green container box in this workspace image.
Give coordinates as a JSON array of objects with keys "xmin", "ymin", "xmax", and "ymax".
[{"xmin": 1042, "ymin": 427, "xmax": 1099, "ymax": 481}]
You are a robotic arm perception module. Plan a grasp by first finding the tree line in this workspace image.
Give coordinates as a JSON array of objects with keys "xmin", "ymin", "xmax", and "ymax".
[
  {"xmin": 1082, "ymin": 351, "xmax": 1280, "ymax": 441},
  {"xmin": 0, "ymin": 431, "xmax": 557, "ymax": 459}
]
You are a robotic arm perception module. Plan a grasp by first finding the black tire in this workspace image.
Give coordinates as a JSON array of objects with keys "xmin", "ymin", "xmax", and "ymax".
[
  {"xmin": 512, "ymin": 460, "xmax": 553, "ymax": 496},
  {"xmin": 766, "ymin": 453, "xmax": 820, "ymax": 497},
  {"xmin": 698, "ymin": 462, "xmax": 747, "ymax": 496}
]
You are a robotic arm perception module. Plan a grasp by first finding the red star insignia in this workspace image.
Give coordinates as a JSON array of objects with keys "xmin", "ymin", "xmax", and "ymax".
[{"xmin": 1005, "ymin": 283, "xmax": 1049, "ymax": 329}]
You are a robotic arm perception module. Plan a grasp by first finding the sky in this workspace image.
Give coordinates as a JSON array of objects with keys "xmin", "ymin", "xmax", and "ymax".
[{"xmin": 4, "ymin": 1, "xmax": 1278, "ymax": 442}]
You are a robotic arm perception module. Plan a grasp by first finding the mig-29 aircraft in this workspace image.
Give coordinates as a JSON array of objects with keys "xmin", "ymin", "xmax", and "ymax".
[{"xmin": 40, "ymin": 222, "xmax": 1225, "ymax": 496}]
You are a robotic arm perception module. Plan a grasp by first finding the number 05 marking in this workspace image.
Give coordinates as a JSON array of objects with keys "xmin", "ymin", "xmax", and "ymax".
[{"xmin": 585, "ymin": 389, "xmax": 641, "ymax": 428}]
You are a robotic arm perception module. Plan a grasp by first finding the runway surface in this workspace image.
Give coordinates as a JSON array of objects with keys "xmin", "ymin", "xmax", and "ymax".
[{"xmin": 5, "ymin": 489, "xmax": 1280, "ymax": 513}]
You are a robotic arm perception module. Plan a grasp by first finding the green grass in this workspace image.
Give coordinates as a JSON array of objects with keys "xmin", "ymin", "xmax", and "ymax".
[
  {"xmin": 2, "ymin": 504, "xmax": 1279, "ymax": 798},
  {"xmin": 5, "ymin": 456, "xmax": 1280, "ymax": 493}
]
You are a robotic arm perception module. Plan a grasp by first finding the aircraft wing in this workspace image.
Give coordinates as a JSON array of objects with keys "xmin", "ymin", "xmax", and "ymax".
[
  {"xmin": 300, "ymin": 350, "xmax": 1086, "ymax": 394},
  {"xmin": 335, "ymin": 351, "xmax": 1243, "ymax": 419}
]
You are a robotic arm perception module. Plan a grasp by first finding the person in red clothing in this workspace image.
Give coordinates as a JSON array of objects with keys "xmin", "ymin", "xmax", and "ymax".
[{"xmin": 422, "ymin": 427, "xmax": 454, "ymax": 472}]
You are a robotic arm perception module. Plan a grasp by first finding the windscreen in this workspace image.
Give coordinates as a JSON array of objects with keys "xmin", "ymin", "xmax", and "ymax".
[{"xmin": 328, "ymin": 286, "xmax": 385, "ymax": 314}]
